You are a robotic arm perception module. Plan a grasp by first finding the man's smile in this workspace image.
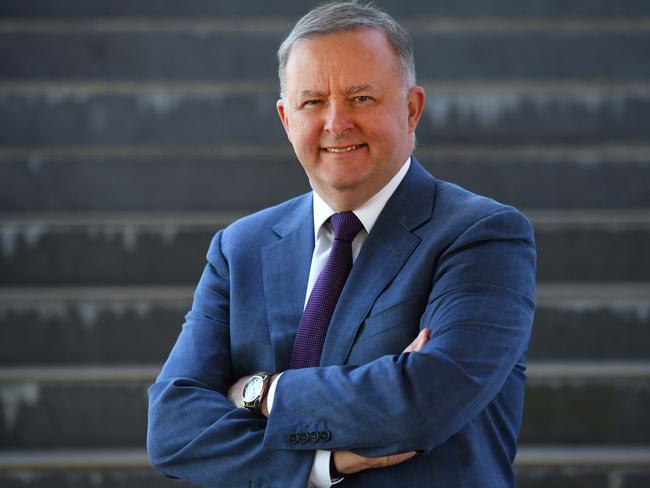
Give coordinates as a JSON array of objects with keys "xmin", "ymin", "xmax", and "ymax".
[{"xmin": 322, "ymin": 144, "xmax": 367, "ymax": 153}]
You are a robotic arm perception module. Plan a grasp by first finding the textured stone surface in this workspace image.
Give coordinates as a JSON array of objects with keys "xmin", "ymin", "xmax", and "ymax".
[
  {"xmin": 516, "ymin": 468, "xmax": 608, "ymax": 488},
  {"xmin": 529, "ymin": 300, "xmax": 650, "ymax": 360},
  {"xmin": 520, "ymin": 379, "xmax": 650, "ymax": 444},
  {"xmin": 2, "ymin": 0, "xmax": 650, "ymax": 17},
  {"xmin": 2, "ymin": 378, "xmax": 648, "ymax": 448},
  {"xmin": 624, "ymin": 472, "xmax": 650, "ymax": 487},
  {"xmin": 0, "ymin": 469, "xmax": 191, "ymax": 488},
  {"xmin": 1, "ymin": 287, "xmax": 648, "ymax": 364},
  {"xmin": 2, "ymin": 88, "xmax": 649, "ymax": 145},
  {"xmin": 3, "ymin": 31, "xmax": 650, "ymax": 81},
  {"xmin": 2, "ymin": 154, "xmax": 649, "ymax": 212},
  {"xmin": 2, "ymin": 218, "xmax": 648, "ymax": 285},
  {"xmin": 0, "ymin": 297, "xmax": 187, "ymax": 364},
  {"xmin": 534, "ymin": 223, "xmax": 650, "ymax": 282},
  {"xmin": 1, "ymin": 0, "xmax": 648, "ymax": 483}
]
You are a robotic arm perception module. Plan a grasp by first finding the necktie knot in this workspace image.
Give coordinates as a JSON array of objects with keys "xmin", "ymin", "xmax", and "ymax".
[{"xmin": 330, "ymin": 212, "xmax": 363, "ymax": 242}]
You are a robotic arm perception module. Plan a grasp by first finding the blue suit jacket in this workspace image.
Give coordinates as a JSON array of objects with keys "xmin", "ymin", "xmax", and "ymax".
[{"xmin": 148, "ymin": 158, "xmax": 536, "ymax": 487}]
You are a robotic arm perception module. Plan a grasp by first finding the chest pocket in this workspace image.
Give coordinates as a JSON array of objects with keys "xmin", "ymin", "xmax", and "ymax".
[{"xmin": 347, "ymin": 296, "xmax": 424, "ymax": 364}]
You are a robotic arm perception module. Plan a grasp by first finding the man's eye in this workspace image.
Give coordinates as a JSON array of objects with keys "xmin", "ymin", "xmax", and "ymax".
[
  {"xmin": 354, "ymin": 96, "xmax": 371, "ymax": 102},
  {"xmin": 304, "ymin": 100, "xmax": 321, "ymax": 106}
]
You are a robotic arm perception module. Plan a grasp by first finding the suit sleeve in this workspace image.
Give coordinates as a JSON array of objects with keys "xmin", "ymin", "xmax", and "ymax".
[
  {"xmin": 147, "ymin": 231, "xmax": 314, "ymax": 488},
  {"xmin": 262, "ymin": 208, "xmax": 536, "ymax": 455}
]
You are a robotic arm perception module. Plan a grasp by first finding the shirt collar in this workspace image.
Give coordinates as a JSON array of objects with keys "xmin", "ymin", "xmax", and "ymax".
[{"xmin": 312, "ymin": 157, "xmax": 411, "ymax": 239}]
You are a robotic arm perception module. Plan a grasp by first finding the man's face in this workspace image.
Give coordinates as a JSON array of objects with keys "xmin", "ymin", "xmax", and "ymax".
[{"xmin": 277, "ymin": 28, "xmax": 425, "ymax": 210}]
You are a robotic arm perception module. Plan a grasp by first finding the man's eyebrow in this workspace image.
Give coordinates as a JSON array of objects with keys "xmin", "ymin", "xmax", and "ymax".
[
  {"xmin": 297, "ymin": 86, "xmax": 375, "ymax": 98},
  {"xmin": 348, "ymin": 85, "xmax": 373, "ymax": 94},
  {"xmin": 298, "ymin": 90, "xmax": 325, "ymax": 98}
]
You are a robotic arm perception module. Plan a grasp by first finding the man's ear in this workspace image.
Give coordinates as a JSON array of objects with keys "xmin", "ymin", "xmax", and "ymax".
[
  {"xmin": 406, "ymin": 86, "xmax": 426, "ymax": 134},
  {"xmin": 276, "ymin": 99, "xmax": 292, "ymax": 142}
]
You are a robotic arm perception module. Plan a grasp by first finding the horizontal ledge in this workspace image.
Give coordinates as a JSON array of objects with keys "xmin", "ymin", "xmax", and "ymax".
[
  {"xmin": 2, "ymin": 17, "xmax": 650, "ymax": 33},
  {"xmin": 0, "ymin": 285, "xmax": 195, "ymax": 302},
  {"xmin": 0, "ymin": 446, "xmax": 649, "ymax": 470},
  {"xmin": 1, "ymin": 361, "xmax": 650, "ymax": 383},
  {"xmin": 525, "ymin": 361, "xmax": 650, "ymax": 380},
  {"xmin": 1, "ymin": 80, "xmax": 650, "ymax": 95},
  {"xmin": 0, "ymin": 211, "xmax": 241, "ymax": 227},
  {"xmin": 0, "ymin": 144, "xmax": 295, "ymax": 160},
  {"xmin": 1, "ymin": 143, "xmax": 650, "ymax": 161},
  {"xmin": 1, "ymin": 209, "xmax": 649, "ymax": 228},
  {"xmin": 0, "ymin": 448, "xmax": 149, "ymax": 470},
  {"xmin": 515, "ymin": 445, "xmax": 650, "ymax": 467},
  {"xmin": 1, "ymin": 283, "xmax": 649, "ymax": 303},
  {"xmin": 536, "ymin": 283, "xmax": 650, "ymax": 301},
  {"xmin": 0, "ymin": 80, "xmax": 277, "ymax": 95},
  {"xmin": 525, "ymin": 209, "xmax": 650, "ymax": 226},
  {"xmin": 0, "ymin": 365, "xmax": 160, "ymax": 383}
]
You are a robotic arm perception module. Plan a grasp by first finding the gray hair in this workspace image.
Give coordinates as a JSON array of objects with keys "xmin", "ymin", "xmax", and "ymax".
[{"xmin": 277, "ymin": 1, "xmax": 416, "ymax": 97}]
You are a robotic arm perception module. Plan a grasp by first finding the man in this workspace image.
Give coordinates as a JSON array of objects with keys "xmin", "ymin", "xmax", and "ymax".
[{"xmin": 147, "ymin": 3, "xmax": 536, "ymax": 487}]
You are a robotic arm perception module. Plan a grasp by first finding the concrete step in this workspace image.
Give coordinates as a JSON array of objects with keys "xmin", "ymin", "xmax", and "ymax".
[
  {"xmin": 530, "ymin": 284, "xmax": 650, "ymax": 360},
  {"xmin": 0, "ymin": 287, "xmax": 188, "ymax": 365},
  {"xmin": 531, "ymin": 210, "xmax": 650, "ymax": 282},
  {"xmin": 0, "ymin": 284, "xmax": 648, "ymax": 365},
  {"xmin": 2, "ymin": 145, "xmax": 649, "ymax": 212},
  {"xmin": 1, "ymin": 82, "xmax": 649, "ymax": 145},
  {"xmin": 0, "ymin": 447, "xmax": 649, "ymax": 488},
  {"xmin": 1, "ymin": 211, "xmax": 648, "ymax": 285},
  {"xmin": 515, "ymin": 446, "xmax": 650, "ymax": 488},
  {"xmin": 0, "ymin": 363, "xmax": 649, "ymax": 448},
  {"xmin": 2, "ymin": 23, "xmax": 649, "ymax": 81},
  {"xmin": 2, "ymin": 0, "xmax": 650, "ymax": 18}
]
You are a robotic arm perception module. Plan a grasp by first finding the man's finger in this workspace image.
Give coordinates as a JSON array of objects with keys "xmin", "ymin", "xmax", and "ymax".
[
  {"xmin": 402, "ymin": 328, "xmax": 430, "ymax": 354},
  {"xmin": 333, "ymin": 450, "xmax": 417, "ymax": 475},
  {"xmin": 379, "ymin": 451, "xmax": 417, "ymax": 468}
]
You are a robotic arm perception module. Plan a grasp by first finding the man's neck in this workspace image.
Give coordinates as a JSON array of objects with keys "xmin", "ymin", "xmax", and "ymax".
[{"xmin": 312, "ymin": 157, "xmax": 412, "ymax": 212}]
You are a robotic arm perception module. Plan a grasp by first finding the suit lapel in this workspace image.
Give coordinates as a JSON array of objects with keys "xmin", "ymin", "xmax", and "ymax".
[
  {"xmin": 261, "ymin": 195, "xmax": 314, "ymax": 372},
  {"xmin": 320, "ymin": 158, "xmax": 436, "ymax": 366}
]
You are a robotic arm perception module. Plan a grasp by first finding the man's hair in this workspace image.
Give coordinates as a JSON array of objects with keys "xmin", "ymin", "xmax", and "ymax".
[{"xmin": 277, "ymin": 1, "xmax": 416, "ymax": 97}]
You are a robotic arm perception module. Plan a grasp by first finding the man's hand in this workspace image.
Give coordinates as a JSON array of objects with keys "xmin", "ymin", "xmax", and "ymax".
[
  {"xmin": 227, "ymin": 328, "xmax": 431, "ymax": 477},
  {"xmin": 227, "ymin": 374, "xmax": 250, "ymax": 409},
  {"xmin": 402, "ymin": 327, "xmax": 430, "ymax": 354},
  {"xmin": 332, "ymin": 450, "xmax": 417, "ymax": 475},
  {"xmin": 331, "ymin": 327, "xmax": 430, "ymax": 476}
]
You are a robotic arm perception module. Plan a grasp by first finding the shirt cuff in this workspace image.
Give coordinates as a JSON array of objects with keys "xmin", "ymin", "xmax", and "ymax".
[
  {"xmin": 266, "ymin": 372, "xmax": 282, "ymax": 412},
  {"xmin": 268, "ymin": 376, "xmax": 341, "ymax": 487},
  {"xmin": 309, "ymin": 450, "xmax": 335, "ymax": 488}
]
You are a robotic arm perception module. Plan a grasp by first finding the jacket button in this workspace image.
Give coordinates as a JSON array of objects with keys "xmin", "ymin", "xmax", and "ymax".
[
  {"xmin": 319, "ymin": 430, "xmax": 331, "ymax": 442},
  {"xmin": 299, "ymin": 432, "xmax": 309, "ymax": 443},
  {"xmin": 309, "ymin": 431, "xmax": 320, "ymax": 442},
  {"xmin": 287, "ymin": 433, "xmax": 299, "ymax": 445}
]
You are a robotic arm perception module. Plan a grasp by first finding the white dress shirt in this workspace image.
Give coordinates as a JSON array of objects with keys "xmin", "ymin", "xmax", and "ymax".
[{"xmin": 267, "ymin": 157, "xmax": 412, "ymax": 487}]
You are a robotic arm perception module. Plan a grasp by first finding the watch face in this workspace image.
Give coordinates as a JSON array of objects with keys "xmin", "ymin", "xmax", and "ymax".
[{"xmin": 242, "ymin": 376, "xmax": 263, "ymax": 402}]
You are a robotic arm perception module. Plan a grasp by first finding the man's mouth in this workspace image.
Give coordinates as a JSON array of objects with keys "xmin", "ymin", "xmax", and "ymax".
[{"xmin": 322, "ymin": 144, "xmax": 366, "ymax": 153}]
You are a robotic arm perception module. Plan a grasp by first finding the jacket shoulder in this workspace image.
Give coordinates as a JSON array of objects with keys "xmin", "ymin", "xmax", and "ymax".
[
  {"xmin": 430, "ymin": 178, "xmax": 533, "ymax": 238},
  {"xmin": 209, "ymin": 192, "xmax": 311, "ymax": 258}
]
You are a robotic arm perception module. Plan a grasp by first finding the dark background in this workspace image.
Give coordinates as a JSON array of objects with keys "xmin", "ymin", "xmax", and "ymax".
[{"xmin": 1, "ymin": 1, "xmax": 649, "ymax": 486}]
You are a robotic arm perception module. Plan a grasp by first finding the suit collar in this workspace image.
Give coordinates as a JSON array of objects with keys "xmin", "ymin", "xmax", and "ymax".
[
  {"xmin": 263, "ymin": 157, "xmax": 437, "ymax": 370},
  {"xmin": 384, "ymin": 155, "xmax": 436, "ymax": 232},
  {"xmin": 320, "ymin": 156, "xmax": 436, "ymax": 365},
  {"xmin": 263, "ymin": 194, "xmax": 314, "ymax": 371},
  {"xmin": 271, "ymin": 193, "xmax": 313, "ymax": 238}
]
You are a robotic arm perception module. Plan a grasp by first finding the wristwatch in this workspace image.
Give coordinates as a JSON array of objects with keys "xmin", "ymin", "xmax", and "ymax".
[{"xmin": 242, "ymin": 371, "xmax": 273, "ymax": 416}]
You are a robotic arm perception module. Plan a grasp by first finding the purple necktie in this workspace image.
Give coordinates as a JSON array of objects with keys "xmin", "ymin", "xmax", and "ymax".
[{"xmin": 290, "ymin": 211, "xmax": 364, "ymax": 369}]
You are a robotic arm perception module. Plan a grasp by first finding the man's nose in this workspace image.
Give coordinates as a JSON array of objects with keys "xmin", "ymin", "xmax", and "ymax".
[{"xmin": 323, "ymin": 102, "xmax": 353, "ymax": 135}]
